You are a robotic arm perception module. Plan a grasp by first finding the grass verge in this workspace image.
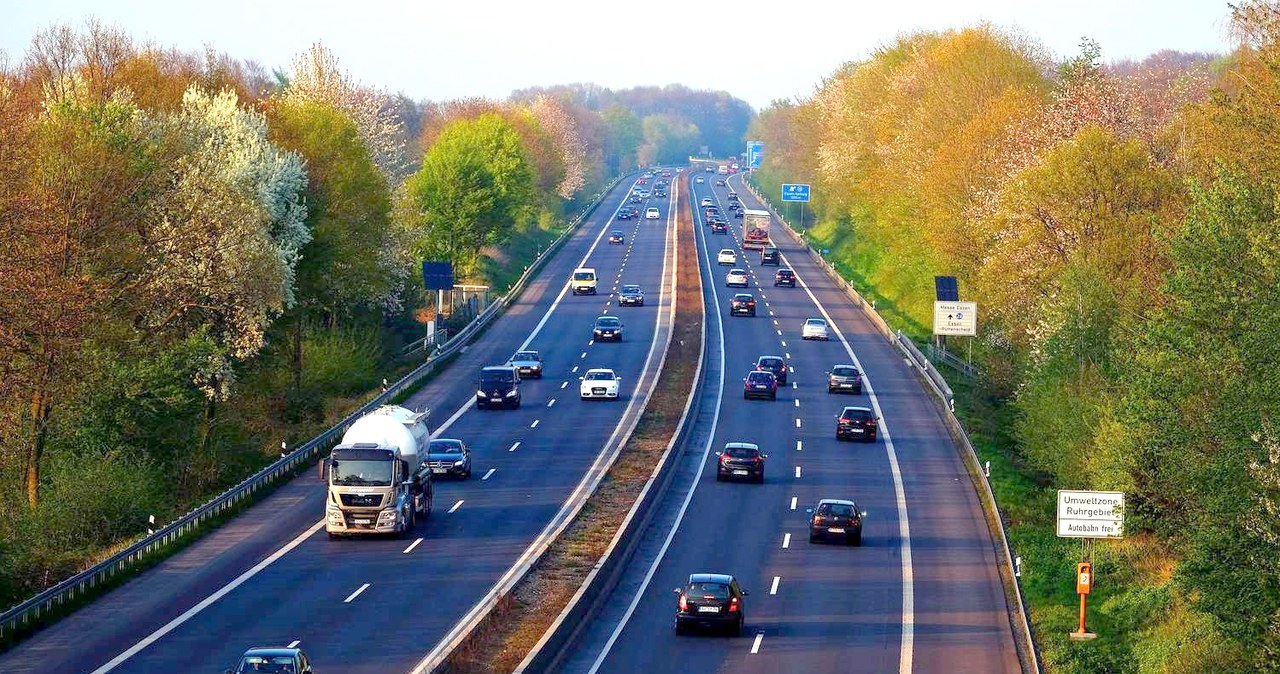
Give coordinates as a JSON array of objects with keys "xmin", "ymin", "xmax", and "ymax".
[{"xmin": 443, "ymin": 175, "xmax": 703, "ymax": 674}]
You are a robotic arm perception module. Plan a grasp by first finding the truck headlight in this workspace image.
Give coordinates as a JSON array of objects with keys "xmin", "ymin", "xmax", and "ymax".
[
  {"xmin": 476, "ymin": 390, "xmax": 487, "ymax": 397},
  {"xmin": 326, "ymin": 507, "xmax": 343, "ymax": 523},
  {"xmin": 377, "ymin": 508, "xmax": 398, "ymax": 525}
]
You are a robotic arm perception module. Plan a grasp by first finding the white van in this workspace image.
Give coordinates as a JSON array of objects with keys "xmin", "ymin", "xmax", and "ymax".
[
  {"xmin": 572, "ymin": 268, "xmax": 598, "ymax": 295},
  {"xmin": 645, "ymin": 207, "xmax": 660, "ymax": 220}
]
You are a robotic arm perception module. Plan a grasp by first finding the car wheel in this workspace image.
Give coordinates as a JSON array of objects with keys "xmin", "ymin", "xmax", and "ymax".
[
  {"xmin": 855, "ymin": 386, "xmax": 862, "ymax": 395},
  {"xmin": 732, "ymin": 616, "xmax": 744, "ymax": 637},
  {"xmin": 827, "ymin": 387, "xmax": 835, "ymax": 394},
  {"xmin": 769, "ymin": 391, "xmax": 776, "ymax": 400},
  {"xmin": 851, "ymin": 531, "xmax": 863, "ymax": 547},
  {"xmin": 809, "ymin": 533, "xmax": 819, "ymax": 544},
  {"xmin": 743, "ymin": 392, "xmax": 749, "ymax": 400},
  {"xmin": 327, "ymin": 532, "xmax": 338, "ymax": 540},
  {"xmin": 463, "ymin": 467, "xmax": 472, "ymax": 479},
  {"xmin": 675, "ymin": 619, "xmax": 688, "ymax": 635},
  {"xmin": 716, "ymin": 471, "xmax": 725, "ymax": 482},
  {"xmin": 513, "ymin": 399, "xmax": 521, "ymax": 409},
  {"xmin": 755, "ymin": 472, "xmax": 765, "ymax": 484}
]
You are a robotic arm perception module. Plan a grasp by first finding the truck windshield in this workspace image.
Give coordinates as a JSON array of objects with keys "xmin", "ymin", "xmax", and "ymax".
[{"xmin": 330, "ymin": 459, "xmax": 393, "ymax": 486}]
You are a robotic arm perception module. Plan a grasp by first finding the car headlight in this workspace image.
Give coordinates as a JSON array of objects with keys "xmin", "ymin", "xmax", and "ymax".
[
  {"xmin": 476, "ymin": 390, "xmax": 487, "ymax": 397},
  {"xmin": 453, "ymin": 460, "xmax": 466, "ymax": 467},
  {"xmin": 377, "ymin": 508, "xmax": 398, "ymax": 524},
  {"xmin": 505, "ymin": 390, "xmax": 517, "ymax": 397}
]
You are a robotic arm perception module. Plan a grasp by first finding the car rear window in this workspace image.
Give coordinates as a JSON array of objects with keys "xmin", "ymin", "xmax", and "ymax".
[
  {"xmin": 481, "ymin": 370, "xmax": 514, "ymax": 384},
  {"xmin": 747, "ymin": 372, "xmax": 772, "ymax": 383},
  {"xmin": 842, "ymin": 409, "xmax": 872, "ymax": 421},
  {"xmin": 725, "ymin": 446, "xmax": 757, "ymax": 458},
  {"xmin": 688, "ymin": 582, "xmax": 730, "ymax": 598},
  {"xmin": 818, "ymin": 503, "xmax": 855, "ymax": 517},
  {"xmin": 760, "ymin": 358, "xmax": 782, "ymax": 368},
  {"xmin": 585, "ymin": 371, "xmax": 613, "ymax": 381},
  {"xmin": 832, "ymin": 366, "xmax": 858, "ymax": 377}
]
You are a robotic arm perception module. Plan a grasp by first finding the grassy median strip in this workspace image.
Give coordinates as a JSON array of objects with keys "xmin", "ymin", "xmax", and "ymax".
[{"xmin": 445, "ymin": 176, "xmax": 703, "ymax": 674}]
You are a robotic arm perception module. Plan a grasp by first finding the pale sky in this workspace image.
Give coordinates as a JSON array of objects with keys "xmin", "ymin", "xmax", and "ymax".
[{"xmin": 0, "ymin": 0, "xmax": 1235, "ymax": 110}]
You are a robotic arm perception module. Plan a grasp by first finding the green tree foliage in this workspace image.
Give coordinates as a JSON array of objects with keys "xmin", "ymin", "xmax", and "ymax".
[{"xmin": 401, "ymin": 113, "xmax": 534, "ymax": 276}]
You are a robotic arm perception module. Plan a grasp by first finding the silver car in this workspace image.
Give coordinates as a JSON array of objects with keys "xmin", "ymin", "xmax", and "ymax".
[
  {"xmin": 508, "ymin": 350, "xmax": 543, "ymax": 378},
  {"xmin": 802, "ymin": 318, "xmax": 830, "ymax": 341},
  {"xmin": 725, "ymin": 268, "xmax": 749, "ymax": 288}
]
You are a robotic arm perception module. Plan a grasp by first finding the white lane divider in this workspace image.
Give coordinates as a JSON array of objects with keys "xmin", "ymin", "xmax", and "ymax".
[
  {"xmin": 785, "ymin": 352, "xmax": 791, "ymax": 359},
  {"xmin": 795, "ymin": 419, "xmax": 802, "ymax": 428},
  {"xmin": 509, "ymin": 441, "xmax": 521, "ymax": 452},
  {"xmin": 776, "ymin": 330, "xmax": 782, "ymax": 336},
  {"xmin": 796, "ymin": 440, "xmax": 803, "ymax": 451},
  {"xmin": 791, "ymin": 382, "xmax": 797, "ymax": 390},
  {"xmin": 770, "ymin": 577, "xmax": 780, "ymax": 595},
  {"xmin": 403, "ymin": 537, "xmax": 424, "ymax": 554},
  {"xmin": 448, "ymin": 500, "xmax": 464, "ymax": 514},
  {"xmin": 547, "ymin": 399, "xmax": 556, "ymax": 408},
  {"xmin": 530, "ymin": 419, "xmax": 540, "ymax": 429},
  {"xmin": 790, "ymin": 496, "xmax": 798, "ymax": 510},
  {"xmin": 343, "ymin": 583, "xmax": 369, "ymax": 603},
  {"xmin": 572, "ymin": 366, "xmax": 579, "ymax": 374},
  {"xmin": 782, "ymin": 533, "xmax": 792, "ymax": 549},
  {"xmin": 581, "ymin": 352, "xmax": 588, "ymax": 359},
  {"xmin": 561, "ymin": 382, "xmax": 568, "ymax": 389},
  {"xmin": 287, "ymin": 640, "xmax": 300, "ymax": 649},
  {"xmin": 795, "ymin": 466, "xmax": 802, "ymax": 478},
  {"xmin": 794, "ymin": 399, "xmax": 800, "ymax": 408},
  {"xmin": 482, "ymin": 468, "xmax": 496, "ymax": 481},
  {"xmin": 751, "ymin": 632, "xmax": 764, "ymax": 654}
]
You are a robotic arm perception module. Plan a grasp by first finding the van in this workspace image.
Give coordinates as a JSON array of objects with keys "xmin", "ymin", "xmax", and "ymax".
[
  {"xmin": 717, "ymin": 165, "xmax": 728, "ymax": 175},
  {"xmin": 572, "ymin": 268, "xmax": 598, "ymax": 295},
  {"xmin": 476, "ymin": 365, "xmax": 521, "ymax": 409},
  {"xmin": 645, "ymin": 207, "xmax": 660, "ymax": 220}
]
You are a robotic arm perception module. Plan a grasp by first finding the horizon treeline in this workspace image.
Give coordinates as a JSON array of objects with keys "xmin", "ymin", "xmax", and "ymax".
[
  {"xmin": 748, "ymin": 2, "xmax": 1280, "ymax": 671},
  {"xmin": 0, "ymin": 20, "xmax": 752, "ymax": 609}
]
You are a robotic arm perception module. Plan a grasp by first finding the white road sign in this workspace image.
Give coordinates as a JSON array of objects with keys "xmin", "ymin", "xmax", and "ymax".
[
  {"xmin": 933, "ymin": 301, "xmax": 977, "ymax": 336},
  {"xmin": 1056, "ymin": 490, "xmax": 1125, "ymax": 539}
]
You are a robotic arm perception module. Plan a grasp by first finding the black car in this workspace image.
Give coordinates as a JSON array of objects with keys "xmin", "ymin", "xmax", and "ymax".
[
  {"xmin": 827, "ymin": 364, "xmax": 863, "ymax": 394},
  {"xmin": 760, "ymin": 247, "xmax": 781, "ymax": 265},
  {"xmin": 425, "ymin": 438, "xmax": 472, "ymax": 479},
  {"xmin": 226, "ymin": 647, "xmax": 313, "ymax": 674},
  {"xmin": 674, "ymin": 573, "xmax": 747, "ymax": 635},
  {"xmin": 629, "ymin": 194, "xmax": 642, "ymax": 203},
  {"xmin": 730, "ymin": 293, "xmax": 756, "ymax": 316},
  {"xmin": 754, "ymin": 355, "xmax": 789, "ymax": 385},
  {"xmin": 715, "ymin": 179, "xmax": 726, "ymax": 186},
  {"xmin": 836, "ymin": 406, "xmax": 879, "ymax": 441},
  {"xmin": 774, "ymin": 268, "xmax": 796, "ymax": 287},
  {"xmin": 727, "ymin": 192, "xmax": 740, "ymax": 202},
  {"xmin": 711, "ymin": 221, "xmax": 728, "ymax": 234},
  {"xmin": 593, "ymin": 315, "xmax": 624, "ymax": 341},
  {"xmin": 716, "ymin": 442, "xmax": 766, "ymax": 482},
  {"xmin": 743, "ymin": 370, "xmax": 777, "ymax": 400},
  {"xmin": 477, "ymin": 365, "xmax": 521, "ymax": 409},
  {"xmin": 808, "ymin": 498, "xmax": 865, "ymax": 546},
  {"xmin": 733, "ymin": 210, "xmax": 744, "ymax": 219},
  {"xmin": 616, "ymin": 209, "xmax": 633, "ymax": 220},
  {"xmin": 609, "ymin": 230, "xmax": 625, "ymax": 244},
  {"xmin": 618, "ymin": 284, "xmax": 645, "ymax": 306}
]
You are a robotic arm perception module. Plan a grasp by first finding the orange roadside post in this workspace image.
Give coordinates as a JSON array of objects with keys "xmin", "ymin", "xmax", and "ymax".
[{"xmin": 1070, "ymin": 560, "xmax": 1097, "ymax": 641}]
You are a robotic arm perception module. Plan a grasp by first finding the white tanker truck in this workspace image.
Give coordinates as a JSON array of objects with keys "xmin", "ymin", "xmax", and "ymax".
[{"xmin": 324, "ymin": 405, "xmax": 434, "ymax": 538}]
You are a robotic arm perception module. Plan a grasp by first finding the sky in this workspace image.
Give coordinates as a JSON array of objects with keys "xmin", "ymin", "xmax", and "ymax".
[{"xmin": 0, "ymin": 0, "xmax": 1236, "ymax": 111}]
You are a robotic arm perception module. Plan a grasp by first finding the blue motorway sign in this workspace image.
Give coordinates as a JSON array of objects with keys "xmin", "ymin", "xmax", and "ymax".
[
  {"xmin": 781, "ymin": 183, "xmax": 811, "ymax": 202},
  {"xmin": 746, "ymin": 141, "xmax": 763, "ymax": 169}
]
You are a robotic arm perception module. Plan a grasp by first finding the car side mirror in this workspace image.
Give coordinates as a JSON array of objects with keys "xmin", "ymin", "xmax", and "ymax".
[
  {"xmin": 762, "ymin": 454, "xmax": 769, "ymax": 459},
  {"xmin": 579, "ymin": 376, "xmax": 585, "ymax": 381},
  {"xmin": 672, "ymin": 587, "xmax": 682, "ymax": 595},
  {"xmin": 805, "ymin": 507, "xmax": 814, "ymax": 514},
  {"xmin": 861, "ymin": 511, "xmax": 868, "ymax": 517},
  {"xmin": 715, "ymin": 452, "xmax": 723, "ymax": 457}
]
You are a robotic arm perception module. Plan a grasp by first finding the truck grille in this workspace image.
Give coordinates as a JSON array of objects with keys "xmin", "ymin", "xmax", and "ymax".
[{"xmin": 340, "ymin": 493, "xmax": 384, "ymax": 507}]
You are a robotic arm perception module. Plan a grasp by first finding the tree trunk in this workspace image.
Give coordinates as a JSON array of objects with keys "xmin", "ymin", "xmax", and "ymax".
[
  {"xmin": 199, "ymin": 393, "xmax": 216, "ymax": 459},
  {"xmin": 292, "ymin": 316, "xmax": 303, "ymax": 393},
  {"xmin": 25, "ymin": 387, "xmax": 52, "ymax": 508}
]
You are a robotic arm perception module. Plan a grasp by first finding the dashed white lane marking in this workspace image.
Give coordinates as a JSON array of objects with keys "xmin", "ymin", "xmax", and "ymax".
[
  {"xmin": 795, "ymin": 418, "xmax": 802, "ymax": 428},
  {"xmin": 287, "ymin": 640, "xmax": 301, "ymax": 649},
  {"xmin": 795, "ymin": 466, "xmax": 802, "ymax": 478},
  {"xmin": 785, "ymin": 352, "xmax": 791, "ymax": 359},
  {"xmin": 531, "ymin": 419, "xmax": 540, "ymax": 429},
  {"xmin": 509, "ymin": 441, "xmax": 521, "ymax": 452},
  {"xmin": 776, "ymin": 329, "xmax": 782, "ymax": 336},
  {"xmin": 791, "ymin": 382, "xmax": 797, "ymax": 390},
  {"xmin": 482, "ymin": 468, "xmax": 496, "ymax": 481},
  {"xmin": 794, "ymin": 399, "xmax": 800, "ymax": 408},
  {"xmin": 343, "ymin": 583, "xmax": 370, "ymax": 603},
  {"xmin": 402, "ymin": 538, "xmax": 423, "ymax": 554},
  {"xmin": 773, "ymin": 319, "xmax": 779, "ymax": 326},
  {"xmin": 782, "ymin": 533, "xmax": 792, "ymax": 549},
  {"xmin": 751, "ymin": 632, "xmax": 764, "ymax": 654},
  {"xmin": 448, "ymin": 500, "xmax": 464, "ymax": 514},
  {"xmin": 589, "ymin": 340, "xmax": 595, "ymax": 345},
  {"xmin": 581, "ymin": 352, "xmax": 588, "ymax": 359},
  {"xmin": 561, "ymin": 382, "xmax": 568, "ymax": 389},
  {"xmin": 790, "ymin": 496, "xmax": 798, "ymax": 510},
  {"xmin": 796, "ymin": 440, "xmax": 803, "ymax": 451},
  {"xmin": 548, "ymin": 399, "xmax": 556, "ymax": 408},
  {"xmin": 770, "ymin": 577, "xmax": 780, "ymax": 595},
  {"xmin": 572, "ymin": 366, "xmax": 579, "ymax": 373}
]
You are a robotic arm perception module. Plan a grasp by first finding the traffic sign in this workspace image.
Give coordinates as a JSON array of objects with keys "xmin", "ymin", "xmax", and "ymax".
[
  {"xmin": 422, "ymin": 261, "xmax": 455, "ymax": 290},
  {"xmin": 746, "ymin": 141, "xmax": 763, "ymax": 169},
  {"xmin": 781, "ymin": 183, "xmax": 810, "ymax": 202},
  {"xmin": 1056, "ymin": 490, "xmax": 1125, "ymax": 539},
  {"xmin": 932, "ymin": 301, "xmax": 976, "ymax": 336}
]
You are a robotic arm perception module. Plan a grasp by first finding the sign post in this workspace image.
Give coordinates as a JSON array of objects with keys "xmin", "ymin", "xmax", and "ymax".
[
  {"xmin": 781, "ymin": 183, "xmax": 811, "ymax": 229},
  {"xmin": 1056, "ymin": 490, "xmax": 1123, "ymax": 641}
]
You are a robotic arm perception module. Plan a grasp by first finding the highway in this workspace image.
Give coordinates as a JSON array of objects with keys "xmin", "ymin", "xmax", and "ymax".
[
  {"xmin": 551, "ymin": 169, "xmax": 1021, "ymax": 674},
  {"xmin": 0, "ymin": 174, "xmax": 679, "ymax": 674}
]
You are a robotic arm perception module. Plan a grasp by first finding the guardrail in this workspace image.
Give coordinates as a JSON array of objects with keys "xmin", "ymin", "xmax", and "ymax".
[
  {"xmin": 742, "ymin": 178, "xmax": 1041, "ymax": 674},
  {"xmin": 0, "ymin": 173, "xmax": 628, "ymax": 645}
]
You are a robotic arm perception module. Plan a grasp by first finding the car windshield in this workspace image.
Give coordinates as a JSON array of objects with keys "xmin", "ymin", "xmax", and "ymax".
[
  {"xmin": 688, "ymin": 582, "xmax": 730, "ymax": 598},
  {"xmin": 585, "ymin": 371, "xmax": 614, "ymax": 381},
  {"xmin": 236, "ymin": 656, "xmax": 297, "ymax": 673},
  {"xmin": 611, "ymin": 231, "xmax": 622, "ymax": 236},
  {"xmin": 622, "ymin": 285, "xmax": 641, "ymax": 293},
  {"xmin": 429, "ymin": 440, "xmax": 463, "ymax": 454},
  {"xmin": 818, "ymin": 503, "xmax": 855, "ymax": 517},
  {"xmin": 777, "ymin": 270, "xmax": 793, "ymax": 277},
  {"xmin": 330, "ymin": 459, "xmax": 393, "ymax": 486},
  {"xmin": 832, "ymin": 366, "xmax": 858, "ymax": 377},
  {"xmin": 725, "ymin": 446, "xmax": 757, "ymax": 458},
  {"xmin": 481, "ymin": 370, "xmax": 514, "ymax": 385},
  {"xmin": 574, "ymin": 272, "xmax": 594, "ymax": 281},
  {"xmin": 597, "ymin": 317, "xmax": 620, "ymax": 328}
]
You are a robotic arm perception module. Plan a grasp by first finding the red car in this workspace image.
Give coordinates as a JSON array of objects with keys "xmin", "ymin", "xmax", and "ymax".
[
  {"xmin": 754, "ymin": 355, "xmax": 789, "ymax": 385},
  {"xmin": 743, "ymin": 370, "xmax": 777, "ymax": 400}
]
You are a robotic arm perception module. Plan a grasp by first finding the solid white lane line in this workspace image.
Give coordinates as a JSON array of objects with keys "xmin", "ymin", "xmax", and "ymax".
[
  {"xmin": 482, "ymin": 468, "xmax": 496, "ymax": 481},
  {"xmin": 448, "ymin": 500, "xmax": 464, "ymax": 514},
  {"xmin": 547, "ymin": 399, "xmax": 556, "ymax": 408},
  {"xmin": 795, "ymin": 466, "xmax": 802, "ymax": 478},
  {"xmin": 790, "ymin": 496, "xmax": 798, "ymax": 510},
  {"xmin": 770, "ymin": 577, "xmax": 780, "ymax": 595},
  {"xmin": 751, "ymin": 632, "xmax": 764, "ymax": 654},
  {"xmin": 403, "ymin": 538, "xmax": 424, "ymax": 554},
  {"xmin": 343, "ymin": 583, "xmax": 369, "ymax": 603},
  {"xmin": 509, "ymin": 441, "xmax": 521, "ymax": 452},
  {"xmin": 782, "ymin": 533, "xmax": 791, "ymax": 549},
  {"xmin": 530, "ymin": 419, "xmax": 540, "ymax": 429}
]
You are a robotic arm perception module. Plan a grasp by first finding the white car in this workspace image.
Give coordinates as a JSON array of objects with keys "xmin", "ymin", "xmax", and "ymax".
[
  {"xmin": 580, "ymin": 368, "xmax": 622, "ymax": 400},
  {"xmin": 701, "ymin": 197, "xmax": 714, "ymax": 207},
  {"xmin": 695, "ymin": 176, "xmax": 704, "ymax": 184},
  {"xmin": 717, "ymin": 249, "xmax": 736, "ymax": 265},
  {"xmin": 725, "ymin": 268, "xmax": 749, "ymax": 288},
  {"xmin": 802, "ymin": 318, "xmax": 830, "ymax": 341},
  {"xmin": 646, "ymin": 207, "xmax": 660, "ymax": 220}
]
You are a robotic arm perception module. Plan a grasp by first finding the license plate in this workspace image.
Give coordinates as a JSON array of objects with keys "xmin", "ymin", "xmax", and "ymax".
[
  {"xmin": 852, "ymin": 429, "xmax": 865, "ymax": 434},
  {"xmin": 697, "ymin": 606, "xmax": 721, "ymax": 613},
  {"xmin": 432, "ymin": 468, "xmax": 448, "ymax": 474},
  {"xmin": 828, "ymin": 527, "xmax": 846, "ymax": 533},
  {"xmin": 353, "ymin": 519, "xmax": 371, "ymax": 525},
  {"xmin": 755, "ymin": 385, "xmax": 767, "ymax": 389},
  {"xmin": 841, "ymin": 384, "xmax": 853, "ymax": 388},
  {"xmin": 733, "ymin": 470, "xmax": 748, "ymax": 475}
]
